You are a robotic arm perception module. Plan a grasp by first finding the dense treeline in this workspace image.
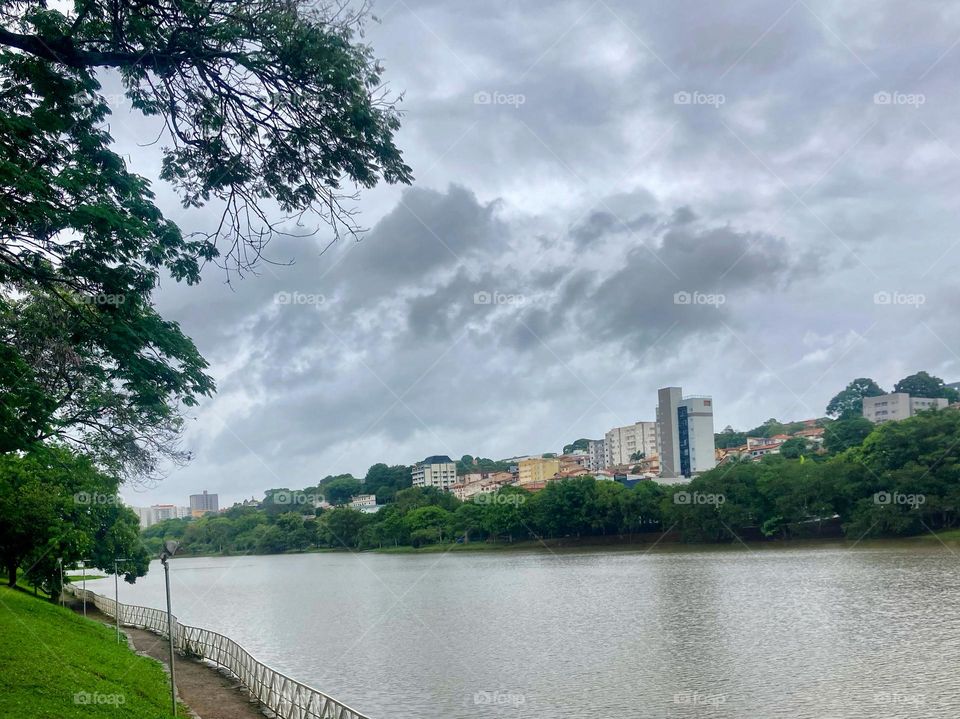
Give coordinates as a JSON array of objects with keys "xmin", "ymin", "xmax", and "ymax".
[{"xmin": 144, "ymin": 410, "xmax": 960, "ymax": 554}]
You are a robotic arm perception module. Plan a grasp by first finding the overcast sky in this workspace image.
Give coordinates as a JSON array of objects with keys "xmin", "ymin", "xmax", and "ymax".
[{"xmin": 113, "ymin": 0, "xmax": 960, "ymax": 506}]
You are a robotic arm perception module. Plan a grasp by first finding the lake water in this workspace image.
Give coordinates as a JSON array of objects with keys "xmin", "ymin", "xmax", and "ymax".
[{"xmin": 86, "ymin": 542, "xmax": 960, "ymax": 718}]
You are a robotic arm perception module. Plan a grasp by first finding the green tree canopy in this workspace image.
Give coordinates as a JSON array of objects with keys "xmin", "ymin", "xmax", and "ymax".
[
  {"xmin": 0, "ymin": 287, "xmax": 212, "ymax": 479},
  {"xmin": 323, "ymin": 476, "xmax": 362, "ymax": 506},
  {"xmin": 0, "ymin": 445, "xmax": 149, "ymax": 591},
  {"xmin": 823, "ymin": 417, "xmax": 874, "ymax": 455},
  {"xmin": 0, "ymin": 0, "xmax": 412, "ymax": 286},
  {"xmin": 562, "ymin": 439, "xmax": 590, "ymax": 454},
  {"xmin": 826, "ymin": 378, "xmax": 886, "ymax": 418},
  {"xmin": 893, "ymin": 371, "xmax": 959, "ymax": 403}
]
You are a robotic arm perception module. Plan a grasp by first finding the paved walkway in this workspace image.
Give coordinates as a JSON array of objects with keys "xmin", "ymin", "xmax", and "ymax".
[{"xmin": 71, "ymin": 602, "xmax": 264, "ymax": 719}]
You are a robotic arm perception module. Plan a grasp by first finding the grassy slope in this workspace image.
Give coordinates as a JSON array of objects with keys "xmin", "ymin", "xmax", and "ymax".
[{"xmin": 0, "ymin": 586, "xmax": 180, "ymax": 719}]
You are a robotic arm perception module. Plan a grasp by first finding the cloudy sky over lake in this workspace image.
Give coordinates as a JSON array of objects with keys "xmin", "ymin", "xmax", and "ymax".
[{"xmin": 115, "ymin": 0, "xmax": 960, "ymax": 505}]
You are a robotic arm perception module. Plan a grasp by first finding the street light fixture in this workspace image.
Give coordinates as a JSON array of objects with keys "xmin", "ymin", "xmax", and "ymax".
[{"xmin": 159, "ymin": 540, "xmax": 179, "ymax": 717}]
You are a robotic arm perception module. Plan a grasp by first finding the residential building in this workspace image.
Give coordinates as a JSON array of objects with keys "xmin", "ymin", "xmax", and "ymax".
[
  {"xmin": 349, "ymin": 494, "xmax": 380, "ymax": 513},
  {"xmin": 746, "ymin": 436, "xmax": 786, "ymax": 450},
  {"xmin": 656, "ymin": 386, "xmax": 716, "ymax": 480},
  {"xmin": 412, "ymin": 455, "xmax": 458, "ymax": 489},
  {"xmin": 862, "ymin": 393, "xmax": 949, "ymax": 423},
  {"xmin": 517, "ymin": 457, "xmax": 561, "ymax": 486},
  {"xmin": 605, "ymin": 422, "xmax": 658, "ymax": 467},
  {"xmin": 559, "ymin": 454, "xmax": 589, "ymax": 471},
  {"xmin": 586, "ymin": 439, "xmax": 606, "ymax": 471},
  {"xmin": 450, "ymin": 472, "xmax": 513, "ymax": 501},
  {"xmin": 133, "ymin": 504, "xmax": 191, "ymax": 529},
  {"xmin": 189, "ymin": 490, "xmax": 219, "ymax": 517}
]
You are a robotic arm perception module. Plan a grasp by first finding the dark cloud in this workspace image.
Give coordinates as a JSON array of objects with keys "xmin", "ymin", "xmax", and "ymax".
[{"xmin": 116, "ymin": 0, "xmax": 960, "ymax": 505}]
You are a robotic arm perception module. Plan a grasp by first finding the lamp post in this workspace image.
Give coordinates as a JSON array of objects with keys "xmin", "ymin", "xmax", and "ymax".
[
  {"xmin": 57, "ymin": 558, "xmax": 64, "ymax": 607},
  {"xmin": 159, "ymin": 540, "xmax": 179, "ymax": 717},
  {"xmin": 113, "ymin": 558, "xmax": 129, "ymax": 644}
]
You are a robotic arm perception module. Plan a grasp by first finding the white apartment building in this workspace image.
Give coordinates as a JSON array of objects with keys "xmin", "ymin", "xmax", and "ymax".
[
  {"xmin": 656, "ymin": 387, "xmax": 716, "ymax": 481},
  {"xmin": 586, "ymin": 439, "xmax": 606, "ymax": 471},
  {"xmin": 411, "ymin": 455, "xmax": 459, "ymax": 489},
  {"xmin": 349, "ymin": 494, "xmax": 380, "ymax": 513},
  {"xmin": 862, "ymin": 393, "xmax": 948, "ymax": 423},
  {"xmin": 349, "ymin": 494, "xmax": 377, "ymax": 508},
  {"xmin": 605, "ymin": 422, "xmax": 658, "ymax": 467},
  {"xmin": 133, "ymin": 504, "xmax": 191, "ymax": 529}
]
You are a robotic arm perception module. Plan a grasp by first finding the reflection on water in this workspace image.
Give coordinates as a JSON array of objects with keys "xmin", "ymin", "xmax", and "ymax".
[{"xmin": 92, "ymin": 542, "xmax": 960, "ymax": 718}]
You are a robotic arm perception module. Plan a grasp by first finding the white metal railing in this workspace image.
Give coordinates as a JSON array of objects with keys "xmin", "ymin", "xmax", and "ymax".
[{"xmin": 65, "ymin": 585, "xmax": 369, "ymax": 719}]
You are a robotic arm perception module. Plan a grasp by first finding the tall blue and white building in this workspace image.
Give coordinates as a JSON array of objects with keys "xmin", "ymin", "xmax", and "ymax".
[{"xmin": 656, "ymin": 387, "xmax": 716, "ymax": 481}]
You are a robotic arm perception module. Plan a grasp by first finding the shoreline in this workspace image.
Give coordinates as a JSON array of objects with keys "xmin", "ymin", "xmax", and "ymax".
[{"xmin": 157, "ymin": 529, "xmax": 960, "ymax": 560}]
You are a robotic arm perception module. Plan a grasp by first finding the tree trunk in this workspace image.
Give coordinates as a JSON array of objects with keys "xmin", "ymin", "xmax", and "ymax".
[{"xmin": 6, "ymin": 557, "xmax": 17, "ymax": 587}]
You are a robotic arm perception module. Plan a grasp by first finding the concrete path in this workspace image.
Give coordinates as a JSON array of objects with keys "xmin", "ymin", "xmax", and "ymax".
[{"xmin": 72, "ymin": 603, "xmax": 264, "ymax": 719}]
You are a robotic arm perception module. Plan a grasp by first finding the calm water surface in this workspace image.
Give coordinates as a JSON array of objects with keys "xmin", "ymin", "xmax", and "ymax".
[{"xmin": 88, "ymin": 543, "xmax": 960, "ymax": 718}]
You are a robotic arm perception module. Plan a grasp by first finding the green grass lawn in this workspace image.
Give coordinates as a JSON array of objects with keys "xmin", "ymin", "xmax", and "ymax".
[
  {"xmin": 910, "ymin": 528, "xmax": 960, "ymax": 543},
  {"xmin": 0, "ymin": 586, "xmax": 183, "ymax": 718}
]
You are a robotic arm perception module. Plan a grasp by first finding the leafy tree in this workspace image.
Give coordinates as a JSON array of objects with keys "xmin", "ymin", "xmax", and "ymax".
[
  {"xmin": 562, "ymin": 439, "xmax": 590, "ymax": 454},
  {"xmin": 323, "ymin": 477, "xmax": 362, "ymax": 505},
  {"xmin": 363, "ymin": 463, "xmax": 411, "ymax": 503},
  {"xmin": 826, "ymin": 378, "xmax": 886, "ymax": 418},
  {"xmin": 0, "ymin": 0, "xmax": 411, "ymax": 287},
  {"xmin": 0, "ymin": 445, "xmax": 148, "ymax": 592},
  {"xmin": 481, "ymin": 487, "xmax": 530, "ymax": 542},
  {"xmin": 620, "ymin": 481, "xmax": 664, "ymax": 534},
  {"xmin": 823, "ymin": 417, "xmax": 874, "ymax": 454},
  {"xmin": 778, "ymin": 437, "xmax": 810, "ymax": 460},
  {"xmin": 0, "ymin": 286, "xmax": 212, "ymax": 481},
  {"xmin": 318, "ymin": 507, "xmax": 368, "ymax": 549},
  {"xmin": 452, "ymin": 502, "xmax": 487, "ymax": 543},
  {"xmin": 715, "ymin": 426, "xmax": 748, "ymax": 449},
  {"xmin": 403, "ymin": 506, "xmax": 452, "ymax": 547},
  {"xmin": 893, "ymin": 371, "xmax": 959, "ymax": 403}
]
